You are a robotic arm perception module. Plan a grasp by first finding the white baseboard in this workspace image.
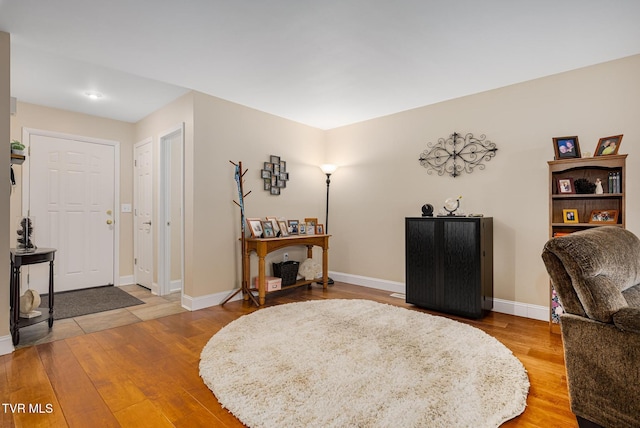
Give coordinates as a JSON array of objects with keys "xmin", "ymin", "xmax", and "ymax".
[
  {"xmin": 329, "ymin": 271, "xmax": 549, "ymax": 322},
  {"xmin": 0, "ymin": 334, "xmax": 15, "ymax": 356},
  {"xmin": 119, "ymin": 275, "xmax": 134, "ymax": 286},
  {"xmin": 182, "ymin": 288, "xmax": 244, "ymax": 311},
  {"xmin": 170, "ymin": 279, "xmax": 182, "ymax": 293}
]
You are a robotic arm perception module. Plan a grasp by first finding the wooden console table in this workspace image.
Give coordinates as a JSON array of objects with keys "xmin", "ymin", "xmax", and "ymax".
[
  {"xmin": 10, "ymin": 248, "xmax": 56, "ymax": 346},
  {"xmin": 244, "ymin": 234, "xmax": 330, "ymax": 305}
]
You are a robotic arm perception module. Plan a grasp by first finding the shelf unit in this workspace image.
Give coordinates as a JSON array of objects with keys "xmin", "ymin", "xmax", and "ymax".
[{"xmin": 548, "ymin": 154, "xmax": 626, "ymax": 332}]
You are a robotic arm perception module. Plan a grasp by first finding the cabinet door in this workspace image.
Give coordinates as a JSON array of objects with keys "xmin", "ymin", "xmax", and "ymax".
[
  {"xmin": 441, "ymin": 219, "xmax": 481, "ymax": 316},
  {"xmin": 405, "ymin": 219, "xmax": 437, "ymax": 307}
]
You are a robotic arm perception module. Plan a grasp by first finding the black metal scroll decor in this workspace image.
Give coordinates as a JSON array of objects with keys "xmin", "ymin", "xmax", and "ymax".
[{"xmin": 418, "ymin": 132, "xmax": 498, "ymax": 178}]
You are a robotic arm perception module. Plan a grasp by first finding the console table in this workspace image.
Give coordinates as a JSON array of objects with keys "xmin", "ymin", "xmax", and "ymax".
[
  {"xmin": 244, "ymin": 234, "xmax": 330, "ymax": 305},
  {"xmin": 10, "ymin": 248, "xmax": 56, "ymax": 346}
]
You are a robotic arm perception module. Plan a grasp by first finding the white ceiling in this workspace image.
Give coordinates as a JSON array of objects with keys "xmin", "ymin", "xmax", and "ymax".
[{"xmin": 1, "ymin": 1, "xmax": 640, "ymax": 130}]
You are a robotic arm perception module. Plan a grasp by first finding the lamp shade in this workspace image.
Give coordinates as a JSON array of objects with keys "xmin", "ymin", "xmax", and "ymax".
[{"xmin": 320, "ymin": 164, "xmax": 338, "ymax": 175}]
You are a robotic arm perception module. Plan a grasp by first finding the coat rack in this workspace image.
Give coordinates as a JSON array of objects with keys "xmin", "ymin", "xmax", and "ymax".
[{"xmin": 221, "ymin": 160, "xmax": 258, "ymax": 306}]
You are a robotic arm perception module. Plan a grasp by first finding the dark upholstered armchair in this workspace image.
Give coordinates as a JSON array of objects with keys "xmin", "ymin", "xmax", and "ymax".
[{"xmin": 542, "ymin": 226, "xmax": 640, "ymax": 428}]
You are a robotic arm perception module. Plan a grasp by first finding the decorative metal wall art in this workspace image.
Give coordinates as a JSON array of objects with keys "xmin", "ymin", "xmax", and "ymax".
[
  {"xmin": 261, "ymin": 155, "xmax": 289, "ymax": 195},
  {"xmin": 419, "ymin": 132, "xmax": 498, "ymax": 177}
]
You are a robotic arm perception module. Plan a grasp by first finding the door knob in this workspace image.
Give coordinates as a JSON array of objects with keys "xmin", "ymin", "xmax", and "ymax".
[{"xmin": 106, "ymin": 219, "xmax": 113, "ymax": 225}]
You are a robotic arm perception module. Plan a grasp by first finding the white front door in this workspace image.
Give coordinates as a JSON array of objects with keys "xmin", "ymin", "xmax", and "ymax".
[
  {"xmin": 26, "ymin": 131, "xmax": 117, "ymax": 294},
  {"xmin": 134, "ymin": 140, "xmax": 153, "ymax": 290}
]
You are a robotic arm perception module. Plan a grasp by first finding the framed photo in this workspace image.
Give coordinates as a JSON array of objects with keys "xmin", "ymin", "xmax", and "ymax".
[
  {"xmin": 270, "ymin": 186, "xmax": 280, "ymax": 196},
  {"xmin": 276, "ymin": 178, "xmax": 287, "ymax": 188},
  {"xmin": 299, "ymin": 223, "xmax": 306, "ymax": 234},
  {"xmin": 264, "ymin": 162, "xmax": 274, "ymax": 172},
  {"xmin": 264, "ymin": 180, "xmax": 271, "ymax": 191},
  {"xmin": 304, "ymin": 218, "xmax": 318, "ymax": 227},
  {"xmin": 280, "ymin": 172, "xmax": 289, "ymax": 180},
  {"xmin": 557, "ymin": 178, "xmax": 574, "ymax": 194},
  {"xmin": 270, "ymin": 155, "xmax": 280, "ymax": 164},
  {"xmin": 278, "ymin": 221, "xmax": 289, "ymax": 237},
  {"xmin": 266, "ymin": 217, "xmax": 280, "ymax": 235},
  {"xmin": 247, "ymin": 218, "xmax": 264, "ymax": 238},
  {"xmin": 261, "ymin": 169, "xmax": 271, "ymax": 179},
  {"xmin": 562, "ymin": 209, "xmax": 579, "ymax": 224},
  {"xmin": 306, "ymin": 222, "xmax": 315, "ymax": 235},
  {"xmin": 588, "ymin": 209, "xmax": 619, "ymax": 224},
  {"xmin": 280, "ymin": 160, "xmax": 286, "ymax": 172},
  {"xmin": 553, "ymin": 136, "xmax": 581, "ymax": 160},
  {"xmin": 595, "ymin": 134, "xmax": 623, "ymax": 156},
  {"xmin": 261, "ymin": 220, "xmax": 276, "ymax": 238},
  {"xmin": 316, "ymin": 224, "xmax": 324, "ymax": 235},
  {"xmin": 288, "ymin": 220, "xmax": 299, "ymax": 235}
]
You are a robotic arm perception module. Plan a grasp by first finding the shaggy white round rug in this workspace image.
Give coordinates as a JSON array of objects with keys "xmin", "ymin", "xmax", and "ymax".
[{"xmin": 200, "ymin": 299, "xmax": 529, "ymax": 427}]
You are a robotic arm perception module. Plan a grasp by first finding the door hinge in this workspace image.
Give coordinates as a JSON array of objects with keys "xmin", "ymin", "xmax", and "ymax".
[
  {"xmin": 134, "ymin": 258, "xmax": 137, "ymax": 265},
  {"xmin": 134, "ymin": 159, "xmax": 137, "ymax": 167}
]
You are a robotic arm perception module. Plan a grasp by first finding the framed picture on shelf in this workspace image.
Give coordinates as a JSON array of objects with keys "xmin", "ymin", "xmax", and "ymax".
[
  {"xmin": 278, "ymin": 221, "xmax": 289, "ymax": 237},
  {"xmin": 262, "ymin": 220, "xmax": 276, "ymax": 238},
  {"xmin": 553, "ymin": 136, "xmax": 581, "ymax": 160},
  {"xmin": 588, "ymin": 210, "xmax": 619, "ymax": 224},
  {"xmin": 306, "ymin": 222, "xmax": 315, "ymax": 235},
  {"xmin": 300, "ymin": 223, "xmax": 306, "ymax": 234},
  {"xmin": 288, "ymin": 220, "xmax": 299, "ymax": 235},
  {"xmin": 247, "ymin": 218, "xmax": 264, "ymax": 238},
  {"xmin": 595, "ymin": 134, "xmax": 623, "ymax": 156},
  {"xmin": 266, "ymin": 217, "xmax": 280, "ymax": 235},
  {"xmin": 562, "ymin": 209, "xmax": 579, "ymax": 224},
  {"xmin": 557, "ymin": 178, "xmax": 574, "ymax": 194},
  {"xmin": 304, "ymin": 218, "xmax": 318, "ymax": 227},
  {"xmin": 316, "ymin": 224, "xmax": 324, "ymax": 235}
]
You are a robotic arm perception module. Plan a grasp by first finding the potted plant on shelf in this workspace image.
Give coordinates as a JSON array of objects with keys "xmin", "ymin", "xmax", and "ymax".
[{"xmin": 11, "ymin": 140, "xmax": 25, "ymax": 156}]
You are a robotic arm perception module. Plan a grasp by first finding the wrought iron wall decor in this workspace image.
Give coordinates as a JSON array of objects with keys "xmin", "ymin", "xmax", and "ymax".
[
  {"xmin": 418, "ymin": 132, "xmax": 498, "ymax": 177},
  {"xmin": 261, "ymin": 155, "xmax": 289, "ymax": 195}
]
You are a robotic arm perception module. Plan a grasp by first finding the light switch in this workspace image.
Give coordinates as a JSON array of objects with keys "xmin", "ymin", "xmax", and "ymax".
[{"xmin": 121, "ymin": 203, "xmax": 132, "ymax": 213}]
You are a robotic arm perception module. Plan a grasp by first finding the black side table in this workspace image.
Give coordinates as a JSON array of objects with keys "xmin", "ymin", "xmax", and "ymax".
[{"xmin": 10, "ymin": 248, "xmax": 56, "ymax": 346}]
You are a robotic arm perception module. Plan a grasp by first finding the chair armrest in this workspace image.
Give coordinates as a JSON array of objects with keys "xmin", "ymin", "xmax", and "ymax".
[{"xmin": 613, "ymin": 307, "xmax": 640, "ymax": 333}]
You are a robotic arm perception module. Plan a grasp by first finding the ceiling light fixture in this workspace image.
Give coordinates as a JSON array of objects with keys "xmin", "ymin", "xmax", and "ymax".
[{"xmin": 85, "ymin": 91, "xmax": 103, "ymax": 100}]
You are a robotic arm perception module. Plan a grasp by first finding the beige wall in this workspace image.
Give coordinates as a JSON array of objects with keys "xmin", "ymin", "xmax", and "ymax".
[
  {"xmin": 325, "ymin": 54, "xmax": 640, "ymax": 308},
  {"xmin": 9, "ymin": 102, "xmax": 136, "ymax": 278},
  {"xmin": 1, "ymin": 32, "xmax": 11, "ymax": 344}
]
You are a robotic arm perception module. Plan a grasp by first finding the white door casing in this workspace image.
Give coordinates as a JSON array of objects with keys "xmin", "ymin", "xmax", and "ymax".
[
  {"xmin": 133, "ymin": 139, "xmax": 153, "ymax": 290},
  {"xmin": 22, "ymin": 128, "xmax": 119, "ymax": 294}
]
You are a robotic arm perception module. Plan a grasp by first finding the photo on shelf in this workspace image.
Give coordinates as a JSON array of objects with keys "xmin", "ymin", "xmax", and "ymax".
[
  {"xmin": 288, "ymin": 220, "xmax": 299, "ymax": 235},
  {"xmin": 588, "ymin": 210, "xmax": 619, "ymax": 224},
  {"xmin": 562, "ymin": 209, "xmax": 579, "ymax": 224},
  {"xmin": 247, "ymin": 218, "xmax": 264, "ymax": 238},
  {"xmin": 557, "ymin": 178, "xmax": 574, "ymax": 194},
  {"xmin": 595, "ymin": 134, "xmax": 623, "ymax": 156},
  {"xmin": 552, "ymin": 136, "xmax": 581, "ymax": 160},
  {"xmin": 316, "ymin": 224, "xmax": 324, "ymax": 235},
  {"xmin": 278, "ymin": 221, "xmax": 289, "ymax": 237},
  {"xmin": 262, "ymin": 220, "xmax": 276, "ymax": 238}
]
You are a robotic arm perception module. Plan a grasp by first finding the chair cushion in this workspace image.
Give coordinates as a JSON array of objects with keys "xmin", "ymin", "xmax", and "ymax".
[{"xmin": 543, "ymin": 226, "xmax": 640, "ymax": 323}]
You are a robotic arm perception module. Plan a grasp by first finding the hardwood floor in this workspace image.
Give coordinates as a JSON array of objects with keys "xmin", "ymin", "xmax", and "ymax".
[{"xmin": 0, "ymin": 283, "xmax": 577, "ymax": 427}]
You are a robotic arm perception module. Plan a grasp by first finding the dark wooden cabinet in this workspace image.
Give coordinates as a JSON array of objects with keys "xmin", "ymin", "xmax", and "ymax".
[{"xmin": 405, "ymin": 217, "xmax": 493, "ymax": 318}]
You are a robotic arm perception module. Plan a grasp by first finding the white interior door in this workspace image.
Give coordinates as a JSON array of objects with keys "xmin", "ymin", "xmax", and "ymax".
[
  {"xmin": 134, "ymin": 140, "xmax": 153, "ymax": 290},
  {"xmin": 26, "ymin": 132, "xmax": 117, "ymax": 294}
]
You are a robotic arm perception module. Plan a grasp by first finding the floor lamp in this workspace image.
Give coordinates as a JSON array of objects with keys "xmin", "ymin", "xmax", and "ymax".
[{"xmin": 320, "ymin": 164, "xmax": 337, "ymax": 285}]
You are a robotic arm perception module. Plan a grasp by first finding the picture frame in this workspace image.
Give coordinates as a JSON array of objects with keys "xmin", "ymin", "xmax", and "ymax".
[
  {"xmin": 562, "ymin": 209, "xmax": 579, "ymax": 224},
  {"xmin": 247, "ymin": 218, "xmax": 264, "ymax": 238},
  {"xmin": 588, "ymin": 209, "xmax": 619, "ymax": 224},
  {"xmin": 270, "ymin": 155, "xmax": 281, "ymax": 164},
  {"xmin": 306, "ymin": 222, "xmax": 315, "ymax": 235},
  {"xmin": 270, "ymin": 186, "xmax": 280, "ymax": 196},
  {"xmin": 552, "ymin": 136, "xmax": 581, "ymax": 160},
  {"xmin": 263, "ymin": 180, "xmax": 271, "ymax": 191},
  {"xmin": 288, "ymin": 220, "xmax": 299, "ymax": 235},
  {"xmin": 595, "ymin": 134, "xmax": 623, "ymax": 156},
  {"xmin": 280, "ymin": 172, "xmax": 289, "ymax": 180},
  {"xmin": 278, "ymin": 220, "xmax": 289, "ymax": 237},
  {"xmin": 557, "ymin": 178, "xmax": 574, "ymax": 194},
  {"xmin": 276, "ymin": 178, "xmax": 287, "ymax": 188},
  {"xmin": 280, "ymin": 160, "xmax": 287, "ymax": 172},
  {"xmin": 304, "ymin": 218, "xmax": 318, "ymax": 227},
  {"xmin": 261, "ymin": 220, "xmax": 276, "ymax": 238},
  {"xmin": 261, "ymin": 169, "xmax": 271, "ymax": 179},
  {"xmin": 264, "ymin": 162, "xmax": 274, "ymax": 172},
  {"xmin": 316, "ymin": 224, "xmax": 324, "ymax": 235},
  {"xmin": 299, "ymin": 223, "xmax": 306, "ymax": 234},
  {"xmin": 266, "ymin": 217, "xmax": 280, "ymax": 235}
]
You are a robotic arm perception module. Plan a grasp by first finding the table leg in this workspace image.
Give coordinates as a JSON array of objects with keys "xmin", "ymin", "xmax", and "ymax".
[
  {"xmin": 322, "ymin": 245, "xmax": 329, "ymax": 290},
  {"xmin": 48, "ymin": 260, "xmax": 55, "ymax": 328},
  {"xmin": 11, "ymin": 263, "xmax": 20, "ymax": 346},
  {"xmin": 258, "ymin": 255, "xmax": 266, "ymax": 305}
]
